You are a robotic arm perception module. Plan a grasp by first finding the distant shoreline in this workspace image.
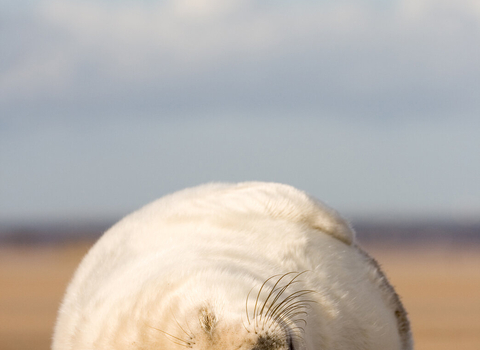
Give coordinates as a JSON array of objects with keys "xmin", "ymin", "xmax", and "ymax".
[{"xmin": 1, "ymin": 220, "xmax": 479, "ymax": 246}]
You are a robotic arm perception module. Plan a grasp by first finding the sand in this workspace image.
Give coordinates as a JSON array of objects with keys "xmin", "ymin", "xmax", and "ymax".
[{"xmin": 1, "ymin": 241, "xmax": 479, "ymax": 350}]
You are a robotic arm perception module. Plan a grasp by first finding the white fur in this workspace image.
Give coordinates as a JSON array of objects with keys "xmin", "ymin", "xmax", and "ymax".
[{"xmin": 53, "ymin": 182, "xmax": 412, "ymax": 350}]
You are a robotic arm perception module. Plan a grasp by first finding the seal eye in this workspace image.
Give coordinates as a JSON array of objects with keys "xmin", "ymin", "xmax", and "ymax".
[{"xmin": 287, "ymin": 334, "xmax": 295, "ymax": 350}]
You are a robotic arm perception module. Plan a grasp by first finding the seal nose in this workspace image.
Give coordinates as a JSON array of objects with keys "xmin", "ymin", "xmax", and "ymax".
[{"xmin": 251, "ymin": 334, "xmax": 287, "ymax": 350}]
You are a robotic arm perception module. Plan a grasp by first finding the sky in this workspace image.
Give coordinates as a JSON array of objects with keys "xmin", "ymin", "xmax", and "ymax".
[{"xmin": 1, "ymin": 0, "xmax": 480, "ymax": 225}]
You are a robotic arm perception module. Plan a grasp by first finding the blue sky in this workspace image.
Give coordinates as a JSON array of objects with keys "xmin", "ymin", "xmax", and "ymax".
[{"xmin": 1, "ymin": 0, "xmax": 479, "ymax": 225}]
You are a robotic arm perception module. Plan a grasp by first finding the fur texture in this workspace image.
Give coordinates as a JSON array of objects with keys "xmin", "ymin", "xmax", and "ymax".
[{"xmin": 52, "ymin": 182, "xmax": 413, "ymax": 350}]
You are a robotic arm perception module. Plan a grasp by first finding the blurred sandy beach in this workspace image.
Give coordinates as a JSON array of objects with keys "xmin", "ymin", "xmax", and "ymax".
[{"xmin": 1, "ymin": 241, "xmax": 479, "ymax": 350}]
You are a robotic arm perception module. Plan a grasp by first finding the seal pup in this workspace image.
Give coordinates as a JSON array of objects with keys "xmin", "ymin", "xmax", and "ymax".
[{"xmin": 52, "ymin": 182, "xmax": 413, "ymax": 350}]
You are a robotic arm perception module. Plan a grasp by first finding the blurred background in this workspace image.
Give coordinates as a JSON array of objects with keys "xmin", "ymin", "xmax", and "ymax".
[{"xmin": 1, "ymin": 0, "xmax": 479, "ymax": 349}]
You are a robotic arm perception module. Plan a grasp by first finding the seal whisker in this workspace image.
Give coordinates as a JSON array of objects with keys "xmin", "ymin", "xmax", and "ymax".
[
  {"xmin": 174, "ymin": 314, "xmax": 194, "ymax": 340},
  {"xmin": 274, "ymin": 298, "xmax": 316, "ymax": 320},
  {"xmin": 267, "ymin": 290, "xmax": 315, "ymax": 322},
  {"xmin": 259, "ymin": 272, "xmax": 298, "ymax": 321},
  {"xmin": 264, "ymin": 272, "xmax": 308, "ymax": 321},
  {"xmin": 245, "ymin": 286, "xmax": 255, "ymax": 325},
  {"xmin": 147, "ymin": 325, "xmax": 193, "ymax": 347},
  {"xmin": 254, "ymin": 274, "xmax": 283, "ymax": 331}
]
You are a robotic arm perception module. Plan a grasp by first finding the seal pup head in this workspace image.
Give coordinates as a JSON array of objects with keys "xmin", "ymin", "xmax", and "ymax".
[{"xmin": 52, "ymin": 182, "xmax": 412, "ymax": 350}]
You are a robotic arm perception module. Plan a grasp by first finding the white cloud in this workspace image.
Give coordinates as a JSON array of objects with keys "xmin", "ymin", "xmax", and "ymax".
[
  {"xmin": 1, "ymin": 0, "xmax": 479, "ymax": 117},
  {"xmin": 172, "ymin": 0, "xmax": 245, "ymax": 19}
]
